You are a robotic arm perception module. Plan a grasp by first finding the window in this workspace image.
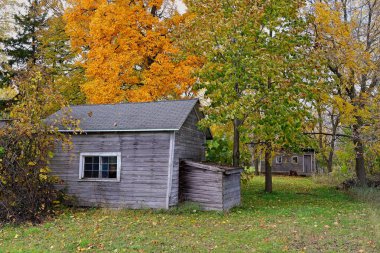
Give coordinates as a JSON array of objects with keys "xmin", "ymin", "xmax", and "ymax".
[
  {"xmin": 275, "ymin": 156, "xmax": 283, "ymax": 164},
  {"xmin": 292, "ymin": 156, "xmax": 298, "ymax": 164},
  {"xmin": 79, "ymin": 152, "xmax": 121, "ymax": 181}
]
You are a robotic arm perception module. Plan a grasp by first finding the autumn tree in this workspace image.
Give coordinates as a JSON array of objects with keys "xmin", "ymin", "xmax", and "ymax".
[
  {"xmin": 180, "ymin": 0, "xmax": 316, "ymax": 192},
  {"xmin": 309, "ymin": 74, "xmax": 343, "ymax": 174},
  {"xmin": 0, "ymin": 67, "xmax": 76, "ymax": 224},
  {"xmin": 313, "ymin": 1, "xmax": 380, "ymax": 185},
  {"xmin": 64, "ymin": 0, "xmax": 200, "ymax": 104}
]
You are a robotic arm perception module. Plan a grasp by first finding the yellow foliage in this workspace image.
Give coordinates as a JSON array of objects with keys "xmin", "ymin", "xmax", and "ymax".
[
  {"xmin": 0, "ymin": 86, "xmax": 18, "ymax": 101},
  {"xmin": 64, "ymin": 0, "xmax": 201, "ymax": 103},
  {"xmin": 314, "ymin": 2, "xmax": 377, "ymax": 125},
  {"xmin": 314, "ymin": 2, "xmax": 374, "ymax": 85}
]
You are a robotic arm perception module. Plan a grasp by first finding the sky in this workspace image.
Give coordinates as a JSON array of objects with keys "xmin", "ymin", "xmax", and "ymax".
[{"xmin": 175, "ymin": 0, "xmax": 187, "ymax": 14}]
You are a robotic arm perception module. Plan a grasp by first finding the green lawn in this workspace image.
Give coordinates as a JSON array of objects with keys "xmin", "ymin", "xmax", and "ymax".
[{"xmin": 0, "ymin": 176, "xmax": 379, "ymax": 252}]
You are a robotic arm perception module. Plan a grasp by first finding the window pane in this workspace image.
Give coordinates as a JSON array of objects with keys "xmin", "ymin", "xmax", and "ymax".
[
  {"xmin": 109, "ymin": 156, "xmax": 117, "ymax": 164},
  {"xmin": 83, "ymin": 156, "xmax": 100, "ymax": 179},
  {"xmin": 92, "ymin": 170, "xmax": 99, "ymax": 178},
  {"xmin": 84, "ymin": 163, "xmax": 93, "ymax": 171},
  {"xmin": 101, "ymin": 162, "xmax": 108, "ymax": 178},
  {"xmin": 109, "ymin": 164, "xmax": 117, "ymax": 178},
  {"xmin": 100, "ymin": 156, "xmax": 118, "ymax": 179},
  {"xmin": 84, "ymin": 170, "xmax": 92, "ymax": 178},
  {"xmin": 84, "ymin": 157, "xmax": 92, "ymax": 164},
  {"xmin": 102, "ymin": 157, "xmax": 109, "ymax": 164}
]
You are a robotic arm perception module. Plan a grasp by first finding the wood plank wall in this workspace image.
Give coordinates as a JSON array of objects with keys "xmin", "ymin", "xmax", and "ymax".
[
  {"xmin": 223, "ymin": 173, "xmax": 241, "ymax": 210},
  {"xmin": 170, "ymin": 108, "xmax": 206, "ymax": 206},
  {"xmin": 179, "ymin": 164, "xmax": 224, "ymax": 210},
  {"xmin": 51, "ymin": 132, "xmax": 171, "ymax": 209},
  {"xmin": 179, "ymin": 163, "xmax": 242, "ymax": 211}
]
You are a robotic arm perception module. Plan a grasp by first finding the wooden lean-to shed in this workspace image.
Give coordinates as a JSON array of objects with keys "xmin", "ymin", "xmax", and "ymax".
[
  {"xmin": 180, "ymin": 160, "xmax": 243, "ymax": 211},
  {"xmin": 47, "ymin": 99, "xmax": 243, "ymax": 211}
]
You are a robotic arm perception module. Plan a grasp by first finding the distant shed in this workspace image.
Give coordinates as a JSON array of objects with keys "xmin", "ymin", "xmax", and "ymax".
[
  {"xmin": 260, "ymin": 149, "xmax": 316, "ymax": 176},
  {"xmin": 179, "ymin": 160, "xmax": 243, "ymax": 211}
]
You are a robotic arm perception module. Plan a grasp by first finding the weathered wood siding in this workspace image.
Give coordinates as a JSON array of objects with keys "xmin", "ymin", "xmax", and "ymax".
[
  {"xmin": 170, "ymin": 108, "xmax": 206, "ymax": 206},
  {"xmin": 51, "ymin": 132, "xmax": 171, "ymax": 209},
  {"xmin": 179, "ymin": 162, "xmax": 242, "ymax": 211},
  {"xmin": 179, "ymin": 164, "xmax": 224, "ymax": 210},
  {"xmin": 223, "ymin": 173, "xmax": 241, "ymax": 210}
]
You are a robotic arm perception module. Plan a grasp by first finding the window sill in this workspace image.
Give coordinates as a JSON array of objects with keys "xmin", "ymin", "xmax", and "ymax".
[{"xmin": 78, "ymin": 179, "xmax": 120, "ymax": 183}]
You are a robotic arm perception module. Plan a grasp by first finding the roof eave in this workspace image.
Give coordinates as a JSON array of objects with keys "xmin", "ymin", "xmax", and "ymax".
[{"xmin": 58, "ymin": 129, "xmax": 179, "ymax": 133}]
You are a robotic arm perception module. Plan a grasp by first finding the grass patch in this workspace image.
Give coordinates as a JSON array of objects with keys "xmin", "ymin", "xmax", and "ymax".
[
  {"xmin": 348, "ymin": 186, "xmax": 380, "ymax": 203},
  {"xmin": 0, "ymin": 176, "xmax": 379, "ymax": 252}
]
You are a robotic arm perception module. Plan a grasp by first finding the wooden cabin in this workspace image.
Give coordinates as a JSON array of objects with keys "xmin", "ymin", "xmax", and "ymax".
[
  {"xmin": 260, "ymin": 149, "xmax": 316, "ymax": 176},
  {"xmin": 48, "ymin": 99, "xmax": 242, "ymax": 211}
]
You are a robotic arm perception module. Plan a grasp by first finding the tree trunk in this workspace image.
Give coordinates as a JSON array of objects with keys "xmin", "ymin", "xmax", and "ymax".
[
  {"xmin": 327, "ymin": 114, "xmax": 339, "ymax": 173},
  {"xmin": 254, "ymin": 153, "xmax": 260, "ymax": 176},
  {"xmin": 233, "ymin": 118, "xmax": 241, "ymax": 167},
  {"xmin": 264, "ymin": 143, "xmax": 272, "ymax": 193},
  {"xmin": 316, "ymin": 105, "xmax": 325, "ymax": 159},
  {"xmin": 353, "ymin": 126, "xmax": 367, "ymax": 186},
  {"xmin": 250, "ymin": 144, "xmax": 259, "ymax": 175},
  {"xmin": 327, "ymin": 150, "xmax": 334, "ymax": 173}
]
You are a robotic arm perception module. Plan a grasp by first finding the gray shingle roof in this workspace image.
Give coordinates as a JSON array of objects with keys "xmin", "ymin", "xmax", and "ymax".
[
  {"xmin": 0, "ymin": 119, "xmax": 12, "ymax": 129},
  {"xmin": 48, "ymin": 99, "xmax": 200, "ymax": 132}
]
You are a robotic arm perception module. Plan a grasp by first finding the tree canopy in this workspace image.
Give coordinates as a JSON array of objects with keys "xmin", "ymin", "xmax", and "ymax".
[{"xmin": 64, "ymin": 0, "xmax": 200, "ymax": 104}]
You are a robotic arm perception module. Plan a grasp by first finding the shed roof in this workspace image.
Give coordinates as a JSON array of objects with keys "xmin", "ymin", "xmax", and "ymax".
[
  {"xmin": 0, "ymin": 119, "xmax": 12, "ymax": 129},
  {"xmin": 182, "ymin": 160, "xmax": 243, "ymax": 175},
  {"xmin": 47, "ymin": 99, "xmax": 209, "ymax": 135}
]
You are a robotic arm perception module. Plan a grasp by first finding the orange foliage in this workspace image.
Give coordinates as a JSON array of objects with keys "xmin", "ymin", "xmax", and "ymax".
[{"xmin": 64, "ymin": 0, "xmax": 201, "ymax": 104}]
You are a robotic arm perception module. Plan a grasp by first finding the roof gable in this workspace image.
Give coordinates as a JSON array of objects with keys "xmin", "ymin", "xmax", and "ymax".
[{"xmin": 47, "ymin": 99, "xmax": 200, "ymax": 132}]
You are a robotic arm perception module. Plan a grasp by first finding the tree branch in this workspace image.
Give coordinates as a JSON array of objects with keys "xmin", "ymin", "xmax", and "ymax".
[{"xmin": 303, "ymin": 132, "xmax": 351, "ymax": 138}]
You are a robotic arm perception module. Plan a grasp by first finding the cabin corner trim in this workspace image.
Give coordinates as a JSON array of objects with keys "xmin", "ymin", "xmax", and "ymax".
[{"xmin": 166, "ymin": 132, "xmax": 176, "ymax": 209}]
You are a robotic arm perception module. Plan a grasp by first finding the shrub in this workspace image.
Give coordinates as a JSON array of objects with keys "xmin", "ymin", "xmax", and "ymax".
[
  {"xmin": 0, "ymin": 125, "xmax": 60, "ymax": 223},
  {"xmin": 0, "ymin": 70, "xmax": 76, "ymax": 224},
  {"xmin": 312, "ymin": 168, "xmax": 355, "ymax": 186}
]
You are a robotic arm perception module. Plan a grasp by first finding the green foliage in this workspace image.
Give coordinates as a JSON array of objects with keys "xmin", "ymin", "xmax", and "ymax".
[
  {"xmin": 312, "ymin": 170, "xmax": 355, "ymax": 186},
  {"xmin": 205, "ymin": 135, "xmax": 232, "ymax": 165},
  {"xmin": 181, "ymin": 0, "xmax": 317, "ymax": 165},
  {"xmin": 38, "ymin": 14, "xmax": 86, "ymax": 105},
  {"xmin": 0, "ymin": 177, "xmax": 378, "ymax": 251}
]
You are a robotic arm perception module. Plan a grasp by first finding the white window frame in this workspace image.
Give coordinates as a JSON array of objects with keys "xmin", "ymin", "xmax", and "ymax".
[
  {"xmin": 275, "ymin": 156, "xmax": 283, "ymax": 164},
  {"xmin": 291, "ymin": 156, "xmax": 298, "ymax": 164},
  {"xmin": 79, "ymin": 152, "xmax": 121, "ymax": 182}
]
